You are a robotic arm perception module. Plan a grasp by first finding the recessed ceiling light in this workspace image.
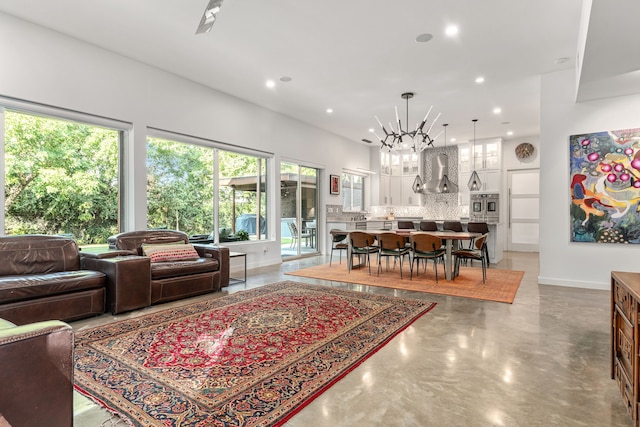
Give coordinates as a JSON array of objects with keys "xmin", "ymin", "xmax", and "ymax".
[
  {"xmin": 279, "ymin": 76, "xmax": 292, "ymax": 82},
  {"xmin": 493, "ymin": 107, "xmax": 502, "ymax": 114},
  {"xmin": 326, "ymin": 108, "xmax": 333, "ymax": 114},
  {"xmin": 445, "ymin": 25, "xmax": 459, "ymax": 37},
  {"xmin": 475, "ymin": 76, "xmax": 485, "ymax": 84},
  {"xmin": 415, "ymin": 33, "xmax": 433, "ymax": 43},
  {"xmin": 265, "ymin": 80, "xmax": 276, "ymax": 88},
  {"xmin": 450, "ymin": 138, "xmax": 457, "ymax": 143},
  {"xmin": 507, "ymin": 131, "xmax": 514, "ymax": 136},
  {"xmin": 368, "ymin": 128, "xmax": 375, "ymax": 133}
]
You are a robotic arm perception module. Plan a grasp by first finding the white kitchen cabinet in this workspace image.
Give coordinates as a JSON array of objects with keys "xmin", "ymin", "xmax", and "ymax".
[
  {"xmin": 481, "ymin": 169, "xmax": 501, "ymax": 192},
  {"xmin": 380, "ymin": 174, "xmax": 390, "ymax": 205},
  {"xmin": 458, "ymin": 170, "xmax": 501, "ymax": 193},
  {"xmin": 402, "ymin": 175, "xmax": 421, "ymax": 205},
  {"xmin": 472, "ymin": 138, "xmax": 501, "ymax": 170},
  {"xmin": 459, "ymin": 144, "xmax": 472, "ymax": 174},
  {"xmin": 379, "ymin": 150, "xmax": 421, "ymax": 206},
  {"xmin": 389, "ymin": 176, "xmax": 402, "ymax": 205},
  {"xmin": 459, "ymin": 138, "xmax": 502, "ymax": 194}
]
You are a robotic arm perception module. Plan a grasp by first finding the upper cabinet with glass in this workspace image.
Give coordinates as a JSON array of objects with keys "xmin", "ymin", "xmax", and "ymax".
[
  {"xmin": 379, "ymin": 150, "xmax": 421, "ymax": 206},
  {"xmin": 471, "ymin": 138, "xmax": 501, "ymax": 171},
  {"xmin": 458, "ymin": 137, "xmax": 502, "ymax": 194}
]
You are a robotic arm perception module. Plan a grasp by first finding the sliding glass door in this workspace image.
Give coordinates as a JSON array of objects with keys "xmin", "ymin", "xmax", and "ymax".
[{"xmin": 280, "ymin": 162, "xmax": 318, "ymax": 259}]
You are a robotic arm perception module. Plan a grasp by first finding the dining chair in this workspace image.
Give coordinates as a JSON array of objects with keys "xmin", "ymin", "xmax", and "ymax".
[
  {"xmin": 396, "ymin": 220, "xmax": 416, "ymax": 230},
  {"xmin": 466, "ymin": 222, "xmax": 490, "ymax": 263},
  {"xmin": 348, "ymin": 231, "xmax": 379, "ymax": 275},
  {"xmin": 419, "ymin": 220, "xmax": 438, "ymax": 231},
  {"xmin": 453, "ymin": 233, "xmax": 488, "ymax": 283},
  {"xmin": 409, "ymin": 233, "xmax": 445, "ymax": 282},
  {"xmin": 287, "ymin": 222, "xmax": 311, "ymax": 248},
  {"xmin": 377, "ymin": 232, "xmax": 411, "ymax": 278},
  {"xmin": 442, "ymin": 221, "xmax": 464, "ymax": 232},
  {"xmin": 329, "ymin": 229, "xmax": 349, "ymax": 266}
]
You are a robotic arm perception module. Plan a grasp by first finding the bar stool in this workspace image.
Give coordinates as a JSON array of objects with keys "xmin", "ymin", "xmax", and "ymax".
[
  {"xmin": 397, "ymin": 220, "xmax": 416, "ymax": 230},
  {"xmin": 419, "ymin": 220, "xmax": 438, "ymax": 231},
  {"xmin": 442, "ymin": 221, "xmax": 464, "ymax": 232}
]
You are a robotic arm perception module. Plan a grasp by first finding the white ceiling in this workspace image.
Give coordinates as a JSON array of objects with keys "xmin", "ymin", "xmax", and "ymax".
[{"xmin": 0, "ymin": 0, "xmax": 638, "ymax": 147}]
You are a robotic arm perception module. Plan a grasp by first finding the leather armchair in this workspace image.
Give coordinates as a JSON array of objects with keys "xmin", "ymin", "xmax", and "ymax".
[{"xmin": 0, "ymin": 318, "xmax": 73, "ymax": 427}]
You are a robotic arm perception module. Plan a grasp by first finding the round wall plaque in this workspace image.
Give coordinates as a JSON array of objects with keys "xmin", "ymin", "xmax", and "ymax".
[{"xmin": 515, "ymin": 142, "xmax": 534, "ymax": 160}]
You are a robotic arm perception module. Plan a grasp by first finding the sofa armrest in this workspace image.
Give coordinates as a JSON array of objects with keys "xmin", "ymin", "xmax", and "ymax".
[
  {"xmin": 0, "ymin": 319, "xmax": 74, "ymax": 427},
  {"xmin": 80, "ymin": 249, "xmax": 136, "ymax": 260},
  {"xmin": 194, "ymin": 244, "xmax": 230, "ymax": 287},
  {"xmin": 81, "ymin": 256, "xmax": 151, "ymax": 314}
]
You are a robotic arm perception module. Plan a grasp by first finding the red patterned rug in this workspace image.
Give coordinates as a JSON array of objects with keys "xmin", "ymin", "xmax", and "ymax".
[{"xmin": 74, "ymin": 281, "xmax": 436, "ymax": 426}]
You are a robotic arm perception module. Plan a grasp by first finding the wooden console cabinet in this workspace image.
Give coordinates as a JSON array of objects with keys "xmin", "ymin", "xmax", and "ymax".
[{"xmin": 611, "ymin": 271, "xmax": 640, "ymax": 425}]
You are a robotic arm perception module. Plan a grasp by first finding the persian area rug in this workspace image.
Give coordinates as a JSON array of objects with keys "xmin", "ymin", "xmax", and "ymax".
[
  {"xmin": 74, "ymin": 281, "xmax": 436, "ymax": 427},
  {"xmin": 287, "ymin": 262, "xmax": 524, "ymax": 304}
]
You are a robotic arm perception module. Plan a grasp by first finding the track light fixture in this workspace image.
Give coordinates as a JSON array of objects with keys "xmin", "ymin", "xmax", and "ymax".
[{"xmin": 196, "ymin": 0, "xmax": 225, "ymax": 34}]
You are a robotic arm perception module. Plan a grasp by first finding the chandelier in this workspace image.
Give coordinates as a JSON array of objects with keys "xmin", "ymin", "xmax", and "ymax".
[{"xmin": 372, "ymin": 92, "xmax": 442, "ymax": 153}]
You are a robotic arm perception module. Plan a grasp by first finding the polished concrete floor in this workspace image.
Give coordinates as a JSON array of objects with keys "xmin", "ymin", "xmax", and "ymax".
[{"xmin": 72, "ymin": 251, "xmax": 631, "ymax": 426}]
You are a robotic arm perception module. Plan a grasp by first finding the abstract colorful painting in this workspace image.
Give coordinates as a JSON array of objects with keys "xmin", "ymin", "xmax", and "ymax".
[{"xmin": 570, "ymin": 128, "xmax": 640, "ymax": 243}]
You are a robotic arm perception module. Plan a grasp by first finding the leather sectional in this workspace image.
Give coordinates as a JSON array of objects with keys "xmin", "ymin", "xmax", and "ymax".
[
  {"xmin": 0, "ymin": 235, "xmax": 106, "ymax": 325},
  {"xmin": 0, "ymin": 231, "xmax": 230, "ymax": 323}
]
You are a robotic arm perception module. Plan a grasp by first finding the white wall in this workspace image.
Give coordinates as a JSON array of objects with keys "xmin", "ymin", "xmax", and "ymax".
[
  {"xmin": 0, "ymin": 12, "xmax": 371, "ymax": 270},
  {"xmin": 540, "ymin": 68, "xmax": 640, "ymax": 289},
  {"xmin": 502, "ymin": 136, "xmax": 541, "ymax": 171}
]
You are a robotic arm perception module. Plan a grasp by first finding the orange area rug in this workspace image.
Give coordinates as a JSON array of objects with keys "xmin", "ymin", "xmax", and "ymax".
[{"xmin": 287, "ymin": 261, "xmax": 524, "ymax": 304}]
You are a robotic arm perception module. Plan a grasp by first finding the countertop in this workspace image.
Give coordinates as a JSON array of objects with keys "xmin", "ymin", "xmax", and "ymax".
[{"xmin": 326, "ymin": 218, "xmax": 501, "ymax": 225}]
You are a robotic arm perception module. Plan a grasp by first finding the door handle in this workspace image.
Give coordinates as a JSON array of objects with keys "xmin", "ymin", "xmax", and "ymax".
[{"xmin": 508, "ymin": 188, "xmax": 511, "ymax": 229}]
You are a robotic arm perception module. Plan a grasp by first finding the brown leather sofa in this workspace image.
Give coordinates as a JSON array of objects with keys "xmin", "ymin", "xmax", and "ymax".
[
  {"xmin": 0, "ymin": 318, "xmax": 74, "ymax": 427},
  {"xmin": 86, "ymin": 230, "xmax": 229, "ymax": 312},
  {"xmin": 0, "ymin": 235, "xmax": 106, "ymax": 325}
]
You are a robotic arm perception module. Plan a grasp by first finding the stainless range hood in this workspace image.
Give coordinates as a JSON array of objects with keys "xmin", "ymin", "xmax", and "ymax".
[{"xmin": 422, "ymin": 153, "xmax": 458, "ymax": 193}]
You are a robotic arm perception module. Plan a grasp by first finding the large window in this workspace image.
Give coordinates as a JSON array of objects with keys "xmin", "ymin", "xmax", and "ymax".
[
  {"xmin": 218, "ymin": 151, "xmax": 267, "ymax": 240},
  {"xmin": 146, "ymin": 135, "xmax": 268, "ymax": 242},
  {"xmin": 3, "ymin": 109, "xmax": 121, "ymax": 243},
  {"xmin": 146, "ymin": 138, "xmax": 214, "ymax": 234},
  {"xmin": 342, "ymin": 172, "xmax": 364, "ymax": 212}
]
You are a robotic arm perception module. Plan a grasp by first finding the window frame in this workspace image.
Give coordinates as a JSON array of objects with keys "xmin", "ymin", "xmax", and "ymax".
[
  {"xmin": 0, "ymin": 97, "xmax": 131, "ymax": 238},
  {"xmin": 146, "ymin": 128, "xmax": 272, "ymax": 244}
]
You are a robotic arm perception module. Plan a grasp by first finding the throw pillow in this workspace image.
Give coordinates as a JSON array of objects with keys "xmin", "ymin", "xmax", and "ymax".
[{"xmin": 141, "ymin": 242, "xmax": 200, "ymax": 263}]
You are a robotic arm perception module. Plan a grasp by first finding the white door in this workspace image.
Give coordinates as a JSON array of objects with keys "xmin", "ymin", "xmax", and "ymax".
[{"xmin": 507, "ymin": 169, "xmax": 539, "ymax": 251}]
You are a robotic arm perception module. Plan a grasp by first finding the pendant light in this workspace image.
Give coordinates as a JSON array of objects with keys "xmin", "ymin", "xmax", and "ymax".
[
  {"xmin": 412, "ymin": 174, "xmax": 424, "ymax": 193},
  {"xmin": 438, "ymin": 123, "xmax": 458, "ymax": 193},
  {"xmin": 467, "ymin": 119, "xmax": 482, "ymax": 191}
]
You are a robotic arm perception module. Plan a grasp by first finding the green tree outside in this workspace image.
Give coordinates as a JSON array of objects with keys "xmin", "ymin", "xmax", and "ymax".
[{"xmin": 4, "ymin": 111, "xmax": 119, "ymax": 243}]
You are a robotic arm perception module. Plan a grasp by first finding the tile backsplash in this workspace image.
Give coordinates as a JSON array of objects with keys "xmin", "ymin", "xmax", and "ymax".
[
  {"xmin": 327, "ymin": 201, "xmax": 468, "ymax": 221},
  {"xmin": 369, "ymin": 198, "xmax": 468, "ymax": 220}
]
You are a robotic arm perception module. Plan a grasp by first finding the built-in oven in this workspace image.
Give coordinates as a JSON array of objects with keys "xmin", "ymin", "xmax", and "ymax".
[{"xmin": 470, "ymin": 193, "xmax": 499, "ymax": 222}]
